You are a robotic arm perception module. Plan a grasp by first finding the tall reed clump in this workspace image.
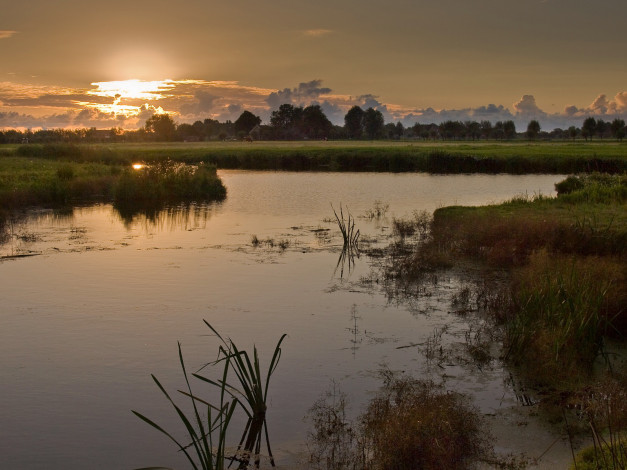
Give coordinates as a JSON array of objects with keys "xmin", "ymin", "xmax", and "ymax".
[
  {"xmin": 113, "ymin": 161, "xmax": 226, "ymax": 209},
  {"xmin": 331, "ymin": 204, "xmax": 360, "ymax": 249},
  {"xmin": 194, "ymin": 322, "xmax": 286, "ymax": 469},
  {"xmin": 506, "ymin": 250, "xmax": 626, "ymax": 383},
  {"xmin": 132, "ymin": 342, "xmax": 237, "ymax": 470},
  {"xmin": 132, "ymin": 322, "xmax": 286, "ymax": 470}
]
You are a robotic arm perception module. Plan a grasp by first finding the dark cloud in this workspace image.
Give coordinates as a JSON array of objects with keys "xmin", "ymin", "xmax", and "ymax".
[
  {"xmin": 266, "ymin": 80, "xmax": 332, "ymax": 109},
  {"xmin": 179, "ymin": 90, "xmax": 218, "ymax": 116}
]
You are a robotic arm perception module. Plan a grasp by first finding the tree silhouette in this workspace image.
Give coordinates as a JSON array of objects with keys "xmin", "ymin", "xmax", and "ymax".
[
  {"xmin": 145, "ymin": 114, "xmax": 176, "ymax": 141},
  {"xmin": 363, "ymin": 108, "xmax": 385, "ymax": 139},
  {"xmin": 344, "ymin": 105, "xmax": 365, "ymax": 139},
  {"xmin": 526, "ymin": 120, "xmax": 541, "ymax": 140},
  {"xmin": 582, "ymin": 117, "xmax": 597, "ymax": 141}
]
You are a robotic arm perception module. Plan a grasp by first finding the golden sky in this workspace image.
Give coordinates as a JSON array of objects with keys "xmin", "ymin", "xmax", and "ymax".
[{"xmin": 1, "ymin": 0, "xmax": 626, "ymax": 130}]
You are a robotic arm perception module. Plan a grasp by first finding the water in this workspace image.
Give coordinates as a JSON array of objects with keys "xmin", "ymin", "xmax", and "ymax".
[{"xmin": 0, "ymin": 171, "xmax": 571, "ymax": 469}]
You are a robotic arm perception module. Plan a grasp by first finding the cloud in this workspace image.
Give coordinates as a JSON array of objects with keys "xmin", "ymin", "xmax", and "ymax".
[
  {"xmin": 302, "ymin": 29, "xmax": 333, "ymax": 37},
  {"xmin": 0, "ymin": 31, "xmax": 17, "ymax": 39},
  {"xmin": 513, "ymin": 94, "xmax": 546, "ymax": 118},
  {"xmin": 179, "ymin": 90, "xmax": 219, "ymax": 116},
  {"xmin": 1, "ymin": 77, "xmax": 625, "ymax": 131},
  {"xmin": 266, "ymin": 80, "xmax": 332, "ymax": 109}
]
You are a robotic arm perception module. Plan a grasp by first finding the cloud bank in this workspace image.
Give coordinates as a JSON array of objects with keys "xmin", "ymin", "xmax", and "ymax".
[{"xmin": 0, "ymin": 78, "xmax": 625, "ymax": 131}]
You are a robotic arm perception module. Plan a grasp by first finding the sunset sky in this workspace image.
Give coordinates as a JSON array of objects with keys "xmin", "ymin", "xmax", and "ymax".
[{"xmin": 1, "ymin": 0, "xmax": 626, "ymax": 130}]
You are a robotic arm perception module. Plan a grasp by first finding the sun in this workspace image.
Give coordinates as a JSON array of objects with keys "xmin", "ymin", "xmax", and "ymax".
[
  {"xmin": 88, "ymin": 79, "xmax": 175, "ymax": 101},
  {"xmin": 80, "ymin": 79, "xmax": 174, "ymax": 118}
]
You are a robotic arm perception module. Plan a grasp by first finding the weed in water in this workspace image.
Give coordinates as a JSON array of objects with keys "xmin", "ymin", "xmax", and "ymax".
[
  {"xmin": 363, "ymin": 200, "xmax": 389, "ymax": 220},
  {"xmin": 133, "ymin": 322, "xmax": 286, "ymax": 470},
  {"xmin": 331, "ymin": 204, "xmax": 360, "ymax": 249},
  {"xmin": 307, "ymin": 372, "xmax": 494, "ymax": 470},
  {"xmin": 194, "ymin": 322, "xmax": 286, "ymax": 469},
  {"xmin": 132, "ymin": 342, "xmax": 237, "ymax": 470}
]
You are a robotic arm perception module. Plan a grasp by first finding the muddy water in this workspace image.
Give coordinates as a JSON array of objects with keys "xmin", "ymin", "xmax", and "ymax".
[{"xmin": 0, "ymin": 171, "xmax": 573, "ymax": 469}]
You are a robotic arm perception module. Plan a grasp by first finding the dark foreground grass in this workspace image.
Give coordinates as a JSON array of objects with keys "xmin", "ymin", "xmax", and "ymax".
[
  {"xmin": 0, "ymin": 157, "xmax": 226, "ymax": 217},
  {"xmin": 6, "ymin": 140, "xmax": 627, "ymax": 173}
]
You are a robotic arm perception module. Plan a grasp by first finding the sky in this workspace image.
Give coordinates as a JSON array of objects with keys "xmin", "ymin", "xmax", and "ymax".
[{"xmin": 1, "ymin": 0, "xmax": 626, "ymax": 131}]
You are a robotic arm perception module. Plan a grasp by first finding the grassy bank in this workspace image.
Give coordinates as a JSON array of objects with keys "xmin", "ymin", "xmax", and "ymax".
[
  {"xmin": 415, "ymin": 174, "xmax": 626, "ymax": 387},
  {"xmin": 5, "ymin": 140, "xmax": 627, "ymax": 173},
  {"xmin": 0, "ymin": 157, "xmax": 226, "ymax": 216}
]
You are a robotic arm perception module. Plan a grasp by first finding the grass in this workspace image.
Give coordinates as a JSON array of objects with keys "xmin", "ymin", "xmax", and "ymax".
[
  {"xmin": 132, "ymin": 341, "xmax": 237, "ymax": 470},
  {"xmin": 0, "ymin": 157, "xmax": 226, "ymax": 216},
  {"xmin": 306, "ymin": 372, "xmax": 495, "ymax": 470},
  {"xmin": 194, "ymin": 322, "xmax": 286, "ymax": 468},
  {"xmin": 569, "ymin": 376, "xmax": 627, "ymax": 469},
  {"xmin": 382, "ymin": 174, "xmax": 626, "ymax": 388},
  {"xmin": 4, "ymin": 140, "xmax": 627, "ymax": 173},
  {"xmin": 133, "ymin": 322, "xmax": 286, "ymax": 470}
]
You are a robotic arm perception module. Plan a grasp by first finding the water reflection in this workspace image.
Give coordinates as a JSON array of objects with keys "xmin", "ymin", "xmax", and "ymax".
[{"xmin": 113, "ymin": 201, "xmax": 221, "ymax": 230}]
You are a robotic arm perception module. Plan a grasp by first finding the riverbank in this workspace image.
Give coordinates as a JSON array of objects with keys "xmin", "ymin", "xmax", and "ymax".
[
  {"xmin": 388, "ymin": 173, "xmax": 627, "ymax": 467},
  {"xmin": 4, "ymin": 140, "xmax": 627, "ymax": 173}
]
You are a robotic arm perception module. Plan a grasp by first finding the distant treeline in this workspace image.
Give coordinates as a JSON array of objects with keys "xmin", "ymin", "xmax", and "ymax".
[{"xmin": 1, "ymin": 105, "xmax": 625, "ymax": 143}]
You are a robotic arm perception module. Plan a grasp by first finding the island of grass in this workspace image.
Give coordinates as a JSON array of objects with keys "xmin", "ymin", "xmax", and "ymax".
[
  {"xmin": 0, "ymin": 157, "xmax": 226, "ymax": 219},
  {"xmin": 4, "ymin": 140, "xmax": 627, "ymax": 173}
]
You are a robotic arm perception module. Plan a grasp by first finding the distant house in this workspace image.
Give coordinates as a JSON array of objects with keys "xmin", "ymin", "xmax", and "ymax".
[{"xmin": 249, "ymin": 124, "xmax": 261, "ymax": 141}]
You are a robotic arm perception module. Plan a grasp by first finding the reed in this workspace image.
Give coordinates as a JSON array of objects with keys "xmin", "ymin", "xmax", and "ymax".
[
  {"xmin": 132, "ymin": 342, "xmax": 237, "ymax": 470},
  {"xmin": 132, "ymin": 323, "xmax": 286, "ymax": 470},
  {"xmin": 194, "ymin": 322, "xmax": 286, "ymax": 469},
  {"xmin": 331, "ymin": 204, "xmax": 360, "ymax": 249}
]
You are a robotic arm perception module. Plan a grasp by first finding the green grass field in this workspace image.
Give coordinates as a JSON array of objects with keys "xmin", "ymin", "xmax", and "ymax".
[{"xmin": 3, "ymin": 140, "xmax": 626, "ymax": 173}]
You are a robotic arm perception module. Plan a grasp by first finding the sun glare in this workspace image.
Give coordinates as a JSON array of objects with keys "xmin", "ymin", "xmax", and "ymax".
[{"xmin": 88, "ymin": 79, "xmax": 175, "ymax": 101}]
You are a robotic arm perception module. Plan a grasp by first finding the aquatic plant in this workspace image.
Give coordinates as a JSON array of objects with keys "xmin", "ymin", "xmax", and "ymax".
[
  {"xmin": 570, "ymin": 377, "xmax": 627, "ymax": 470},
  {"xmin": 132, "ymin": 342, "xmax": 237, "ymax": 470},
  {"xmin": 133, "ymin": 323, "xmax": 286, "ymax": 470},
  {"xmin": 331, "ymin": 204, "xmax": 360, "ymax": 249},
  {"xmin": 194, "ymin": 322, "xmax": 287, "ymax": 469},
  {"xmin": 363, "ymin": 200, "xmax": 389, "ymax": 220},
  {"xmin": 306, "ymin": 372, "xmax": 493, "ymax": 470}
]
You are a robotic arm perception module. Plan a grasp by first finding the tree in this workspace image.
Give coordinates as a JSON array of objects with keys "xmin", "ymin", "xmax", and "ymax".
[
  {"xmin": 526, "ymin": 120, "xmax": 541, "ymax": 140},
  {"xmin": 145, "ymin": 113, "xmax": 176, "ymax": 141},
  {"xmin": 302, "ymin": 105, "xmax": 333, "ymax": 138},
  {"xmin": 234, "ymin": 110, "xmax": 262, "ymax": 135},
  {"xmin": 344, "ymin": 105, "xmax": 365, "ymax": 139},
  {"xmin": 503, "ymin": 120, "xmax": 517, "ymax": 140},
  {"xmin": 582, "ymin": 117, "xmax": 596, "ymax": 141},
  {"xmin": 270, "ymin": 104, "xmax": 303, "ymax": 139},
  {"xmin": 568, "ymin": 126, "xmax": 579, "ymax": 141},
  {"xmin": 362, "ymin": 108, "xmax": 385, "ymax": 139},
  {"xmin": 466, "ymin": 121, "xmax": 481, "ymax": 141},
  {"xmin": 610, "ymin": 118, "xmax": 626, "ymax": 141},
  {"xmin": 595, "ymin": 119, "xmax": 608, "ymax": 139},
  {"xmin": 480, "ymin": 121, "xmax": 493, "ymax": 140}
]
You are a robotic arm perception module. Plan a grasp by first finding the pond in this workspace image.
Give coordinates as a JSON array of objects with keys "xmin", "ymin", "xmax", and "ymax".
[{"xmin": 1, "ymin": 171, "xmax": 572, "ymax": 469}]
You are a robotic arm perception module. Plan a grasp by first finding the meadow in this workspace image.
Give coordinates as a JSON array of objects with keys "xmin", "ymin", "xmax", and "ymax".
[{"xmin": 3, "ymin": 140, "xmax": 627, "ymax": 173}]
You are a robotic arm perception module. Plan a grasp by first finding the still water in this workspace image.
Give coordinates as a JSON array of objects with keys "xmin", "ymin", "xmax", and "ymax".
[{"xmin": 1, "ymin": 171, "xmax": 568, "ymax": 469}]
